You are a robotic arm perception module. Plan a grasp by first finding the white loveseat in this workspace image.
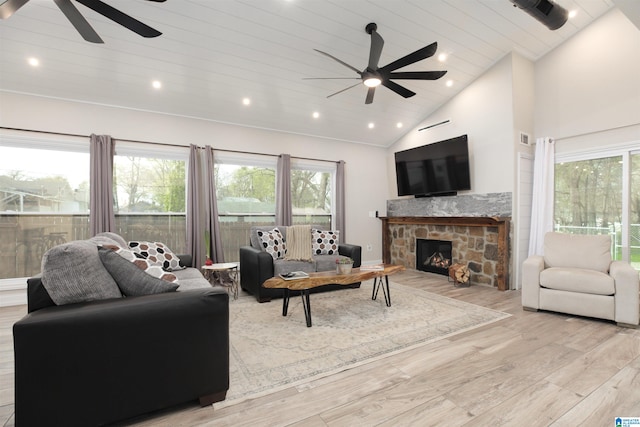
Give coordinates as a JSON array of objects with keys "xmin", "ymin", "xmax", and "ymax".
[{"xmin": 522, "ymin": 232, "xmax": 639, "ymax": 327}]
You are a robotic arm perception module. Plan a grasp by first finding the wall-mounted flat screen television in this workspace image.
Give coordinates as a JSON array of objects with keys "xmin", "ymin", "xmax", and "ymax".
[{"xmin": 395, "ymin": 134, "xmax": 471, "ymax": 197}]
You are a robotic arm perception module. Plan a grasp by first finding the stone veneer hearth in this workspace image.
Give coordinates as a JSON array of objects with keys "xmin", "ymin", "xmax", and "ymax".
[{"xmin": 382, "ymin": 192, "xmax": 512, "ymax": 290}]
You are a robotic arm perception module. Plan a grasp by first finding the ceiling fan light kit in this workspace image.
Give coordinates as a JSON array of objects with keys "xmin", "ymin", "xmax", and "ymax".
[
  {"xmin": 509, "ymin": 0, "xmax": 569, "ymax": 30},
  {"xmin": 308, "ymin": 22, "xmax": 447, "ymax": 104},
  {"xmin": 363, "ymin": 76, "xmax": 381, "ymax": 88}
]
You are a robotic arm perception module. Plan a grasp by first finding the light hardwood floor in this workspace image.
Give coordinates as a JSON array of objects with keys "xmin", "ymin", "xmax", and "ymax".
[{"xmin": 2, "ymin": 270, "xmax": 639, "ymax": 426}]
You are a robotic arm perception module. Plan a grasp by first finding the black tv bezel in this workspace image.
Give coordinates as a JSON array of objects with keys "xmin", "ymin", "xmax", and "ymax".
[{"xmin": 394, "ymin": 134, "xmax": 471, "ymax": 198}]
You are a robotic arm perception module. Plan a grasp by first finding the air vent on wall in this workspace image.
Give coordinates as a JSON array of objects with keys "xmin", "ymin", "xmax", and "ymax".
[
  {"xmin": 519, "ymin": 131, "xmax": 531, "ymax": 145},
  {"xmin": 418, "ymin": 119, "xmax": 451, "ymax": 132}
]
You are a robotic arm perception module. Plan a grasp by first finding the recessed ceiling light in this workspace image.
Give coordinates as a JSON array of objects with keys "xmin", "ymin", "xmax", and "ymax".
[
  {"xmin": 446, "ymin": 80, "xmax": 454, "ymax": 87},
  {"xmin": 438, "ymin": 53, "xmax": 447, "ymax": 62},
  {"xmin": 151, "ymin": 80, "xmax": 162, "ymax": 89},
  {"xmin": 568, "ymin": 10, "xmax": 577, "ymax": 19},
  {"xmin": 396, "ymin": 122, "xmax": 403, "ymax": 128},
  {"xmin": 242, "ymin": 97, "xmax": 251, "ymax": 106},
  {"xmin": 312, "ymin": 111, "xmax": 320, "ymax": 119},
  {"xmin": 27, "ymin": 57, "xmax": 39, "ymax": 67},
  {"xmin": 368, "ymin": 122, "xmax": 375, "ymax": 129}
]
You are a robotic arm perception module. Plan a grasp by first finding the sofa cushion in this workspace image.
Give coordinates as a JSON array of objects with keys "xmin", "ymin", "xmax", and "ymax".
[
  {"xmin": 88, "ymin": 234, "xmax": 122, "ymax": 248},
  {"xmin": 314, "ymin": 254, "xmax": 352, "ymax": 273},
  {"xmin": 128, "ymin": 241, "xmax": 185, "ymax": 271},
  {"xmin": 172, "ymin": 267, "xmax": 212, "ymax": 290},
  {"xmin": 92, "ymin": 232, "xmax": 128, "ymax": 248},
  {"xmin": 256, "ymin": 228, "xmax": 287, "ymax": 260},
  {"xmin": 41, "ymin": 240, "xmax": 122, "ymax": 305},
  {"xmin": 273, "ymin": 259, "xmax": 315, "ymax": 277},
  {"xmin": 540, "ymin": 267, "xmax": 615, "ymax": 296},
  {"xmin": 543, "ymin": 232, "xmax": 611, "ymax": 273},
  {"xmin": 311, "ymin": 229, "xmax": 340, "ymax": 255},
  {"xmin": 98, "ymin": 247, "xmax": 179, "ymax": 296}
]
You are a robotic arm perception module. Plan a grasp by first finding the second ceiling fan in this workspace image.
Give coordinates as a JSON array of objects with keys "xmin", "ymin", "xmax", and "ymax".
[
  {"xmin": 0, "ymin": 0, "xmax": 165, "ymax": 43},
  {"xmin": 308, "ymin": 23, "xmax": 447, "ymax": 104}
]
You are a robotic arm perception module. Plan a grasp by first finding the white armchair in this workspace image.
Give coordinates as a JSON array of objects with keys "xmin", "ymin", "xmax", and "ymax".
[{"xmin": 522, "ymin": 232, "xmax": 639, "ymax": 327}]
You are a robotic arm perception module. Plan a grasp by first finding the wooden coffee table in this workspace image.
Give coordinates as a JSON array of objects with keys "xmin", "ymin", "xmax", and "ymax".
[{"xmin": 262, "ymin": 264, "xmax": 404, "ymax": 327}]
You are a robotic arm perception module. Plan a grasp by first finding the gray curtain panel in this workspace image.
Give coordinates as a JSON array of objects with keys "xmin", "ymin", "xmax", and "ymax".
[
  {"xmin": 89, "ymin": 134, "xmax": 116, "ymax": 236},
  {"xmin": 335, "ymin": 160, "xmax": 346, "ymax": 239},
  {"xmin": 275, "ymin": 153, "xmax": 292, "ymax": 226},
  {"xmin": 187, "ymin": 144, "xmax": 206, "ymax": 269},
  {"xmin": 205, "ymin": 146, "xmax": 225, "ymax": 263}
]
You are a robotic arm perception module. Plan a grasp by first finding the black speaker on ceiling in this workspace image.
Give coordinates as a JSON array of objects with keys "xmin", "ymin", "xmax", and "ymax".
[{"xmin": 509, "ymin": 0, "xmax": 569, "ymax": 30}]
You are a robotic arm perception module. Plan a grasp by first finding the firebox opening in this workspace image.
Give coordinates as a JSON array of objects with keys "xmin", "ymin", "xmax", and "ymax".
[{"xmin": 416, "ymin": 239, "xmax": 452, "ymax": 276}]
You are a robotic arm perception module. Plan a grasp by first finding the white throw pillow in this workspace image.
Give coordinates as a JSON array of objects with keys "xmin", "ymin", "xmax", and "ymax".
[
  {"xmin": 257, "ymin": 228, "xmax": 286, "ymax": 260},
  {"xmin": 311, "ymin": 229, "xmax": 340, "ymax": 255}
]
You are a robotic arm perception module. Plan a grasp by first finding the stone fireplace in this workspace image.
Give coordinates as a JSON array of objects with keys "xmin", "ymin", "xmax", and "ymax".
[{"xmin": 382, "ymin": 192, "xmax": 512, "ymax": 290}]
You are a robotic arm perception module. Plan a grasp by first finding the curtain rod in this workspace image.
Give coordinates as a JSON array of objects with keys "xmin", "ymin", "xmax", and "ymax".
[{"xmin": 0, "ymin": 126, "xmax": 341, "ymax": 164}]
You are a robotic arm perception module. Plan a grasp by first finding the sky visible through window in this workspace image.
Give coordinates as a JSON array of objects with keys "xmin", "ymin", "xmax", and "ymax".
[{"xmin": 0, "ymin": 146, "xmax": 89, "ymax": 190}]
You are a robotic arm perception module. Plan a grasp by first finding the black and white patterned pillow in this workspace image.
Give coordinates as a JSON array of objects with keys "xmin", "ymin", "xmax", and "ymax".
[
  {"xmin": 257, "ymin": 228, "xmax": 286, "ymax": 260},
  {"xmin": 311, "ymin": 229, "xmax": 339, "ymax": 255},
  {"xmin": 108, "ymin": 246, "xmax": 178, "ymax": 283},
  {"xmin": 128, "ymin": 241, "xmax": 185, "ymax": 271}
]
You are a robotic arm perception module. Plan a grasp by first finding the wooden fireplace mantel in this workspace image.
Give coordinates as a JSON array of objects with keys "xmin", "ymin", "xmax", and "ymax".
[{"xmin": 379, "ymin": 216, "xmax": 510, "ymax": 291}]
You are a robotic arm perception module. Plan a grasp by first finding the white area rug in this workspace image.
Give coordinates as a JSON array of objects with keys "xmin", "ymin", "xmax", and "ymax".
[{"xmin": 218, "ymin": 281, "xmax": 510, "ymax": 408}]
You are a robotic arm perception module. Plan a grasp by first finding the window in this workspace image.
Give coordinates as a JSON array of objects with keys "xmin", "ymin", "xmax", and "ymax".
[
  {"xmin": 555, "ymin": 145, "xmax": 639, "ymax": 270},
  {"xmin": 214, "ymin": 153, "xmax": 276, "ymax": 262},
  {"xmin": 0, "ymin": 138, "xmax": 90, "ymax": 279},
  {"xmin": 113, "ymin": 143, "xmax": 188, "ymax": 254},
  {"xmin": 631, "ymin": 152, "xmax": 640, "ymax": 269},
  {"xmin": 291, "ymin": 159, "xmax": 334, "ymax": 229},
  {"xmin": 212, "ymin": 154, "xmax": 338, "ymax": 261}
]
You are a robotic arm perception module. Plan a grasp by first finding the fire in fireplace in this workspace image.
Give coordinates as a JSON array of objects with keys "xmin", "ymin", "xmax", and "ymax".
[{"xmin": 416, "ymin": 239, "xmax": 453, "ymax": 276}]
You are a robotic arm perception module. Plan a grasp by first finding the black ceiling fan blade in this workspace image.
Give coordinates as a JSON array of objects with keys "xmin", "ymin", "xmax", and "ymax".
[
  {"xmin": 380, "ymin": 42, "xmax": 438, "ymax": 73},
  {"xmin": 0, "ymin": 0, "xmax": 29, "ymax": 19},
  {"xmin": 302, "ymin": 77, "xmax": 361, "ymax": 80},
  {"xmin": 365, "ymin": 87, "xmax": 376, "ymax": 104},
  {"xmin": 313, "ymin": 49, "xmax": 361, "ymax": 75},
  {"xmin": 382, "ymin": 79, "xmax": 416, "ymax": 98},
  {"xmin": 76, "ymin": 0, "xmax": 162, "ymax": 38},
  {"xmin": 53, "ymin": 0, "xmax": 103, "ymax": 43},
  {"xmin": 368, "ymin": 28, "xmax": 384, "ymax": 70},
  {"xmin": 326, "ymin": 82, "xmax": 361, "ymax": 99},
  {"xmin": 388, "ymin": 70, "xmax": 447, "ymax": 80},
  {"xmin": 145, "ymin": 0, "xmax": 166, "ymax": 2}
]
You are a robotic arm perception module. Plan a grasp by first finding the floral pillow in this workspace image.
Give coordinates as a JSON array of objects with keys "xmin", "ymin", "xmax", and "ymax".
[
  {"xmin": 257, "ymin": 228, "xmax": 286, "ymax": 260},
  {"xmin": 311, "ymin": 229, "xmax": 339, "ymax": 255},
  {"xmin": 127, "ymin": 241, "xmax": 185, "ymax": 272}
]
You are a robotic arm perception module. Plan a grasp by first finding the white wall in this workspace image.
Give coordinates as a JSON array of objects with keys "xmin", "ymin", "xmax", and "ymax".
[
  {"xmin": 386, "ymin": 53, "xmax": 517, "ymax": 198},
  {"xmin": 535, "ymin": 8, "xmax": 640, "ymax": 152},
  {"xmin": 511, "ymin": 53, "xmax": 536, "ymax": 289},
  {"xmin": 0, "ymin": 92, "xmax": 390, "ymax": 305}
]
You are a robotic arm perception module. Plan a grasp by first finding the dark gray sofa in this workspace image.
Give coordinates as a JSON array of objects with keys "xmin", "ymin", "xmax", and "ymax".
[
  {"xmin": 239, "ymin": 225, "xmax": 362, "ymax": 302},
  {"xmin": 13, "ymin": 255, "xmax": 229, "ymax": 427}
]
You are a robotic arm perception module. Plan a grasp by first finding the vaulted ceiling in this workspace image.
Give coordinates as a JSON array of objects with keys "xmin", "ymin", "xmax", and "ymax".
[{"xmin": 0, "ymin": 0, "xmax": 619, "ymax": 146}]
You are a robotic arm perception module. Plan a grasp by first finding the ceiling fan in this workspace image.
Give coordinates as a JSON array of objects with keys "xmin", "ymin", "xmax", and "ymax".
[
  {"xmin": 0, "ymin": 0, "xmax": 165, "ymax": 43},
  {"xmin": 307, "ymin": 23, "xmax": 447, "ymax": 104}
]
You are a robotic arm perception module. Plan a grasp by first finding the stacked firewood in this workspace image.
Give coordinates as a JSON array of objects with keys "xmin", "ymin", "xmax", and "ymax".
[{"xmin": 448, "ymin": 263, "xmax": 470, "ymax": 286}]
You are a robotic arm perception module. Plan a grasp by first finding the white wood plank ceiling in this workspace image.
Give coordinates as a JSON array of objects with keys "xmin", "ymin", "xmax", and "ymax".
[{"xmin": 0, "ymin": 0, "xmax": 616, "ymax": 146}]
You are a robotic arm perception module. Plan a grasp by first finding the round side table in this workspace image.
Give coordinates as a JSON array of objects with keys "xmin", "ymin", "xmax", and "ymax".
[{"xmin": 202, "ymin": 263, "xmax": 239, "ymax": 300}]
